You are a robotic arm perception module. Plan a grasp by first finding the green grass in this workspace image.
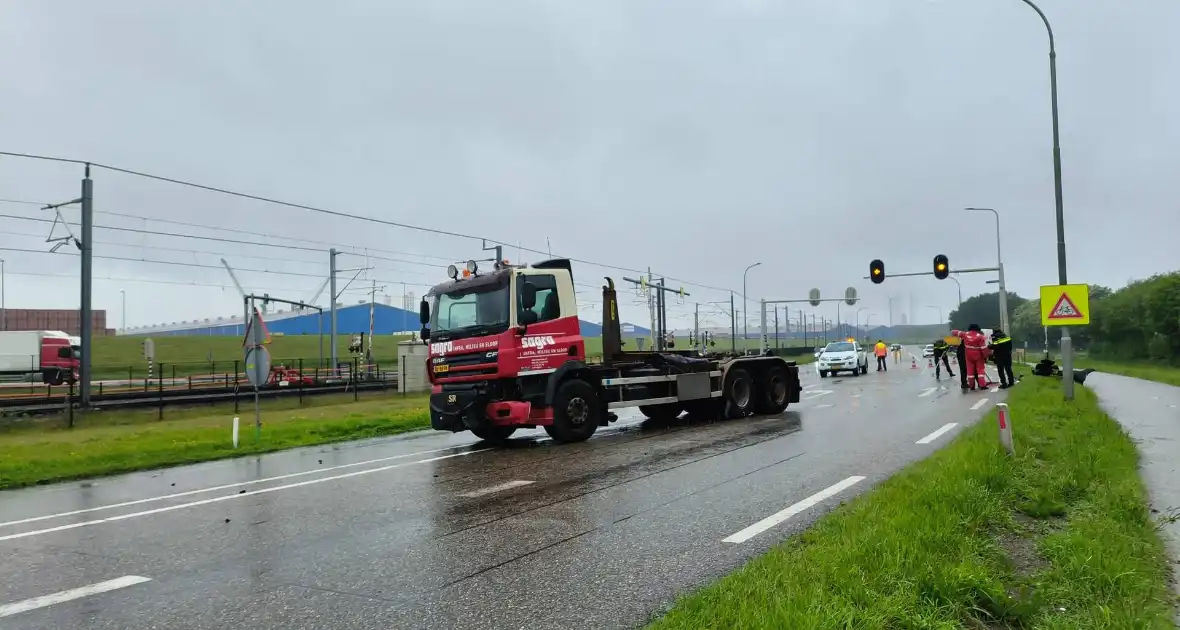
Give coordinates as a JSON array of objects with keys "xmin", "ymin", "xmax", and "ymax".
[
  {"xmin": 648, "ymin": 377, "xmax": 1175, "ymax": 629},
  {"xmin": 1074, "ymin": 357, "xmax": 1180, "ymax": 388},
  {"xmin": 0, "ymin": 392, "xmax": 432, "ymax": 490}
]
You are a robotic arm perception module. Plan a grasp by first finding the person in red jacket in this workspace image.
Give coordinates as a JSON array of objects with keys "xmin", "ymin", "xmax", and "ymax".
[{"xmin": 952, "ymin": 324, "xmax": 991, "ymax": 391}]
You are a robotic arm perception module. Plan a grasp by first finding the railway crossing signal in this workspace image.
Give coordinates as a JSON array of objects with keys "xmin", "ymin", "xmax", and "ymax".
[
  {"xmin": 933, "ymin": 254, "xmax": 949, "ymax": 280},
  {"xmin": 869, "ymin": 260, "xmax": 885, "ymax": 284}
]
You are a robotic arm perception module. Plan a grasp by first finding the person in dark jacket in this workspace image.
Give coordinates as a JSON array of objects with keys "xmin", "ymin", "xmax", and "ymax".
[
  {"xmin": 955, "ymin": 339, "xmax": 968, "ymax": 390},
  {"xmin": 932, "ymin": 338, "xmax": 955, "ymax": 380},
  {"xmin": 989, "ymin": 328, "xmax": 1015, "ymax": 388}
]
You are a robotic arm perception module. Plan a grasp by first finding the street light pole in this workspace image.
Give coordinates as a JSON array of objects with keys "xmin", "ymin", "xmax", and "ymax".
[
  {"xmin": 855, "ymin": 307, "xmax": 867, "ymax": 339},
  {"xmin": 742, "ymin": 262, "xmax": 762, "ymax": 355},
  {"xmin": 1016, "ymin": 0, "xmax": 1071, "ymax": 398},
  {"xmin": 120, "ymin": 289, "xmax": 126, "ymax": 334},
  {"xmin": 948, "ymin": 276, "xmax": 963, "ymax": 308},
  {"xmin": 927, "ymin": 305, "xmax": 943, "ymax": 325},
  {"xmin": 965, "ymin": 207, "xmax": 1009, "ymax": 334},
  {"xmin": 0, "ymin": 258, "xmax": 5, "ymax": 332}
]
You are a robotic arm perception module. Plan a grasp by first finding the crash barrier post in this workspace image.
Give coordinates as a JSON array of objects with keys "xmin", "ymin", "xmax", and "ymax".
[
  {"xmin": 996, "ymin": 402, "xmax": 1014, "ymax": 455},
  {"xmin": 232, "ymin": 416, "xmax": 240, "ymax": 448}
]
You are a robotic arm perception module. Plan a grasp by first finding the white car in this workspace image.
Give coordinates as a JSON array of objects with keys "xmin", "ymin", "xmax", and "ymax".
[
  {"xmin": 922, "ymin": 344, "xmax": 935, "ymax": 358},
  {"xmin": 817, "ymin": 341, "xmax": 868, "ymax": 378}
]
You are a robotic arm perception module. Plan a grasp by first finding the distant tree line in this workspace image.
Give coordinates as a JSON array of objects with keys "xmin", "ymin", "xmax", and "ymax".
[{"xmin": 948, "ymin": 271, "xmax": 1180, "ymax": 365}]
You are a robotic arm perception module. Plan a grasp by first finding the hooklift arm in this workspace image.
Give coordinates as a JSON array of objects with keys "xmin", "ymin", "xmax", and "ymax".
[{"xmin": 601, "ymin": 277, "xmax": 621, "ymax": 363}]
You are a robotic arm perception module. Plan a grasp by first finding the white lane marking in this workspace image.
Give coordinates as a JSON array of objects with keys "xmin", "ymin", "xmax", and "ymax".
[
  {"xmin": 989, "ymin": 387, "xmax": 1000, "ymax": 393},
  {"xmin": 0, "ymin": 450, "xmax": 488, "ymax": 543},
  {"xmin": 918, "ymin": 387, "xmax": 938, "ymax": 398},
  {"xmin": 970, "ymin": 398, "xmax": 990, "ymax": 411},
  {"xmin": 0, "ymin": 576, "xmax": 151, "ymax": 618},
  {"xmin": 802, "ymin": 389, "xmax": 834, "ymax": 399},
  {"xmin": 459, "ymin": 480, "xmax": 534, "ymax": 498},
  {"xmin": 916, "ymin": 423, "xmax": 959, "ymax": 445},
  {"xmin": 722, "ymin": 476, "xmax": 866, "ymax": 544},
  {"xmin": 813, "ymin": 404, "xmax": 834, "ymax": 409},
  {"xmin": 0, "ymin": 444, "xmax": 468, "ymax": 530}
]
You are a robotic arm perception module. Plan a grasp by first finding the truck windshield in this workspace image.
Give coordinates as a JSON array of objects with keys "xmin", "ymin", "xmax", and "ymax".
[
  {"xmin": 432, "ymin": 283, "xmax": 510, "ymax": 339},
  {"xmin": 824, "ymin": 342, "xmax": 854, "ymax": 353}
]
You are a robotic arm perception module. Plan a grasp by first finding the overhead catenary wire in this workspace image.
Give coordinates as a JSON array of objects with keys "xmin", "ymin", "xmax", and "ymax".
[{"xmin": 0, "ymin": 151, "xmax": 736, "ymax": 294}]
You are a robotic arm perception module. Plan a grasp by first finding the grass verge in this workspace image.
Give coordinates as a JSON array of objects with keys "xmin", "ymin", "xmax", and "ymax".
[
  {"xmin": 1075, "ymin": 357, "xmax": 1180, "ymax": 388},
  {"xmin": 0, "ymin": 393, "xmax": 431, "ymax": 490},
  {"xmin": 648, "ymin": 376, "xmax": 1175, "ymax": 629}
]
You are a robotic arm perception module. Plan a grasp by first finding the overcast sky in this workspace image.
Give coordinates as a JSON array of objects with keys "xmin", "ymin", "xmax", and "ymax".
[{"xmin": 1, "ymin": 0, "xmax": 1176, "ymax": 334}]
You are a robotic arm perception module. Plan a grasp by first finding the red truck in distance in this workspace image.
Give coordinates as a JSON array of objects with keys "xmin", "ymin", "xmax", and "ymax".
[
  {"xmin": 0, "ymin": 330, "xmax": 81, "ymax": 385},
  {"xmin": 419, "ymin": 258, "xmax": 802, "ymax": 444}
]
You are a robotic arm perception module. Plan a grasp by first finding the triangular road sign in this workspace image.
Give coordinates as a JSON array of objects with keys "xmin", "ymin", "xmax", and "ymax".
[
  {"xmin": 242, "ymin": 306, "xmax": 272, "ymax": 347},
  {"xmin": 1047, "ymin": 292, "xmax": 1084, "ymax": 320}
]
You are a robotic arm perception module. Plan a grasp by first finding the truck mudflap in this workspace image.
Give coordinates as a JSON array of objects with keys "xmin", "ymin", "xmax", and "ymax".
[
  {"xmin": 789, "ymin": 365, "xmax": 802, "ymax": 403},
  {"xmin": 429, "ymin": 390, "xmax": 485, "ymax": 432}
]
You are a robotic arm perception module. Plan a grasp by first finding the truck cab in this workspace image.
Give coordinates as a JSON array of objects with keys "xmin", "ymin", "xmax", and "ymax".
[{"xmin": 420, "ymin": 259, "xmax": 587, "ymax": 441}]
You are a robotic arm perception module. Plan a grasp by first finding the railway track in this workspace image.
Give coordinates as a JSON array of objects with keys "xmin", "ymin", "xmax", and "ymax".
[{"xmin": 0, "ymin": 376, "xmax": 401, "ymax": 415}]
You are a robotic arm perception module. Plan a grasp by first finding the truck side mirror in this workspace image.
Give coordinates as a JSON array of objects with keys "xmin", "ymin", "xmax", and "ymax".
[
  {"xmin": 520, "ymin": 282, "xmax": 537, "ymax": 310},
  {"xmin": 420, "ymin": 326, "xmax": 430, "ymax": 341},
  {"xmin": 418, "ymin": 299, "xmax": 430, "ymax": 325}
]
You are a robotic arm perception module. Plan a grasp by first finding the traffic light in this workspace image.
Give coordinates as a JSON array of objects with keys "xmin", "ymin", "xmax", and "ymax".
[
  {"xmin": 933, "ymin": 254, "xmax": 949, "ymax": 280},
  {"xmin": 870, "ymin": 259, "xmax": 885, "ymax": 284}
]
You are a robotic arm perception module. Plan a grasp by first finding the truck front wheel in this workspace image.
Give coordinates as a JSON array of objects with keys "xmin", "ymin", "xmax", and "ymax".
[{"xmin": 545, "ymin": 379, "xmax": 600, "ymax": 443}]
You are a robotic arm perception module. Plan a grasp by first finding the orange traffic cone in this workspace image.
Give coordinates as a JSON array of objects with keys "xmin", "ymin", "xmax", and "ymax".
[{"xmin": 911, "ymin": 357, "xmax": 918, "ymax": 369}]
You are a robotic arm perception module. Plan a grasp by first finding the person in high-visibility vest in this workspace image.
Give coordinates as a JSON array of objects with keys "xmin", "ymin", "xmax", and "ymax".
[
  {"xmin": 989, "ymin": 329, "xmax": 1015, "ymax": 388},
  {"xmin": 932, "ymin": 338, "xmax": 955, "ymax": 380},
  {"xmin": 873, "ymin": 340, "xmax": 888, "ymax": 371}
]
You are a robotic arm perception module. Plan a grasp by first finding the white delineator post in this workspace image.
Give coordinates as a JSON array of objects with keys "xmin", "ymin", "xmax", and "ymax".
[
  {"xmin": 996, "ymin": 403, "xmax": 1014, "ymax": 455},
  {"xmin": 232, "ymin": 416, "xmax": 240, "ymax": 449}
]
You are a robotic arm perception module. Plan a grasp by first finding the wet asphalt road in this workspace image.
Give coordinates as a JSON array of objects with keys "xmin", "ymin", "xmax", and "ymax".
[{"xmin": 0, "ymin": 349, "xmax": 1008, "ymax": 629}]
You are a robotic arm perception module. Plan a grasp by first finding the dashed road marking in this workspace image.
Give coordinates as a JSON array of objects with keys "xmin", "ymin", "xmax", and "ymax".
[
  {"xmin": 722, "ymin": 476, "xmax": 866, "ymax": 544},
  {"xmin": 802, "ymin": 389, "xmax": 834, "ymax": 399},
  {"xmin": 0, "ymin": 576, "xmax": 152, "ymax": 618},
  {"xmin": 970, "ymin": 398, "xmax": 990, "ymax": 411},
  {"xmin": 918, "ymin": 387, "xmax": 938, "ymax": 398},
  {"xmin": 916, "ymin": 423, "xmax": 959, "ymax": 444},
  {"xmin": 459, "ymin": 480, "xmax": 534, "ymax": 498},
  {"xmin": 813, "ymin": 403, "xmax": 834, "ymax": 409}
]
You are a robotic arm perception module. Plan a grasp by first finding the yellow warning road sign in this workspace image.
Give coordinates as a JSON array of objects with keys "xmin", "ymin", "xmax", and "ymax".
[{"xmin": 1040, "ymin": 284, "xmax": 1090, "ymax": 326}]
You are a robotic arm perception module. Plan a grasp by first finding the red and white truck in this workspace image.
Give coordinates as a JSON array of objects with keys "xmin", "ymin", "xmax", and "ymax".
[
  {"xmin": 418, "ymin": 258, "xmax": 802, "ymax": 443},
  {"xmin": 0, "ymin": 330, "xmax": 80, "ymax": 385}
]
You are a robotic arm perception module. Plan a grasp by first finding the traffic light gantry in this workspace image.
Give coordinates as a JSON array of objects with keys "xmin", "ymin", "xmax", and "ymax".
[{"xmin": 864, "ymin": 255, "xmax": 954, "ymax": 282}]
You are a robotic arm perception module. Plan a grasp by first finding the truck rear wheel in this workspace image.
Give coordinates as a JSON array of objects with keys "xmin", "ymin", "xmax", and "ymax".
[
  {"xmin": 724, "ymin": 368, "xmax": 755, "ymax": 419},
  {"xmin": 471, "ymin": 426, "xmax": 517, "ymax": 443},
  {"xmin": 639, "ymin": 403, "xmax": 682, "ymax": 423},
  {"xmin": 545, "ymin": 379, "xmax": 600, "ymax": 443},
  {"xmin": 754, "ymin": 365, "xmax": 790, "ymax": 415}
]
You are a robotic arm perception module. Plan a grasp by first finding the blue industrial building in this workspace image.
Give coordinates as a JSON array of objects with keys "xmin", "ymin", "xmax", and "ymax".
[{"xmin": 122, "ymin": 303, "xmax": 650, "ymax": 338}]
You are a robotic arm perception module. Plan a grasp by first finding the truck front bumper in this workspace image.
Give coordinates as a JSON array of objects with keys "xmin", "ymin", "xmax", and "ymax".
[{"xmin": 429, "ymin": 390, "xmax": 485, "ymax": 432}]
